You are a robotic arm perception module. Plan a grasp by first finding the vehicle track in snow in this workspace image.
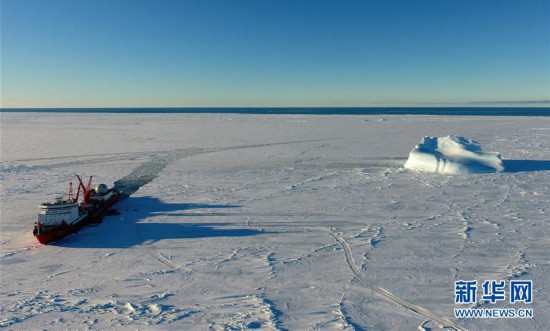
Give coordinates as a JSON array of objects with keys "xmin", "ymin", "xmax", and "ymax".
[
  {"xmin": 150, "ymin": 251, "xmax": 193, "ymax": 273},
  {"xmin": 311, "ymin": 226, "xmax": 467, "ymax": 331},
  {"xmin": 8, "ymin": 151, "xmax": 146, "ymax": 163},
  {"xmin": 1, "ymin": 152, "xmax": 151, "ymax": 171}
]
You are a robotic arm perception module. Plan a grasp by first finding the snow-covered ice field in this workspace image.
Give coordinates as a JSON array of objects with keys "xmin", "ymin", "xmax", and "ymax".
[{"xmin": 1, "ymin": 113, "xmax": 549, "ymax": 330}]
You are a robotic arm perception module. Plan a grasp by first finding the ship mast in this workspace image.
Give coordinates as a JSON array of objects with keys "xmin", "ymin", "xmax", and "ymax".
[{"xmin": 68, "ymin": 182, "xmax": 74, "ymax": 201}]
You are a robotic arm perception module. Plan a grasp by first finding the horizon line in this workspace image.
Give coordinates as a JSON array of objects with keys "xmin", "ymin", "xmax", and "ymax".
[
  {"xmin": 2, "ymin": 100, "xmax": 549, "ymax": 110},
  {"xmin": 2, "ymin": 105, "xmax": 550, "ymax": 110}
]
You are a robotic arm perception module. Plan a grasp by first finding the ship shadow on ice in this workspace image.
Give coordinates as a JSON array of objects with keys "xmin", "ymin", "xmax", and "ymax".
[
  {"xmin": 502, "ymin": 159, "xmax": 550, "ymax": 173},
  {"xmin": 53, "ymin": 196, "xmax": 267, "ymax": 248}
]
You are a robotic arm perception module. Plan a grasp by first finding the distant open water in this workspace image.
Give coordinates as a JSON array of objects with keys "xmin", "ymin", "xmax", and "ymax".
[{"xmin": 1, "ymin": 107, "xmax": 549, "ymax": 116}]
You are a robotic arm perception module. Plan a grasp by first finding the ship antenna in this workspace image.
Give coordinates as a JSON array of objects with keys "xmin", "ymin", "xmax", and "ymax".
[{"xmin": 68, "ymin": 182, "xmax": 73, "ymax": 201}]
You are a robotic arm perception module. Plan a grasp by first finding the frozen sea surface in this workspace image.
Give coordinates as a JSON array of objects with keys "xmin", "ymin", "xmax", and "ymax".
[{"xmin": 1, "ymin": 113, "xmax": 549, "ymax": 330}]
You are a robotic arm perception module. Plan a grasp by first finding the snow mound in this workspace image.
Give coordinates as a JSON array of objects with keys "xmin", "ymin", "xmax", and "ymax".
[{"xmin": 404, "ymin": 135, "xmax": 503, "ymax": 174}]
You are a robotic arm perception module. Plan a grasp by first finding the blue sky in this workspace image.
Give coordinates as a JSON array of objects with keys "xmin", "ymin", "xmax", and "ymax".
[{"xmin": 1, "ymin": 0, "xmax": 549, "ymax": 107}]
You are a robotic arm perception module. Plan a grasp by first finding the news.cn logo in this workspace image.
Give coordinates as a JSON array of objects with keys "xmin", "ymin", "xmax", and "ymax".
[{"xmin": 454, "ymin": 280, "xmax": 533, "ymax": 319}]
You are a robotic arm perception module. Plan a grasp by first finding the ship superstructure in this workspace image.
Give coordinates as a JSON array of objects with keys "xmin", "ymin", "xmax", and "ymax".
[{"xmin": 37, "ymin": 198, "xmax": 87, "ymax": 227}]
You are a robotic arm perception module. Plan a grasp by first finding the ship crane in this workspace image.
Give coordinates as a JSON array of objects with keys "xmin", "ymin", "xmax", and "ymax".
[{"xmin": 76, "ymin": 175, "xmax": 93, "ymax": 204}]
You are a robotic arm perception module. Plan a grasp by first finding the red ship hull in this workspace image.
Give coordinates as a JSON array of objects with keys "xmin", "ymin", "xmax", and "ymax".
[
  {"xmin": 34, "ymin": 191, "xmax": 120, "ymax": 245},
  {"xmin": 33, "ymin": 220, "xmax": 87, "ymax": 244}
]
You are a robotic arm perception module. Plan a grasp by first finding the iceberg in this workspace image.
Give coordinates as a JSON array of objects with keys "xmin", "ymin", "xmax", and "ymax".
[{"xmin": 404, "ymin": 135, "xmax": 504, "ymax": 174}]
